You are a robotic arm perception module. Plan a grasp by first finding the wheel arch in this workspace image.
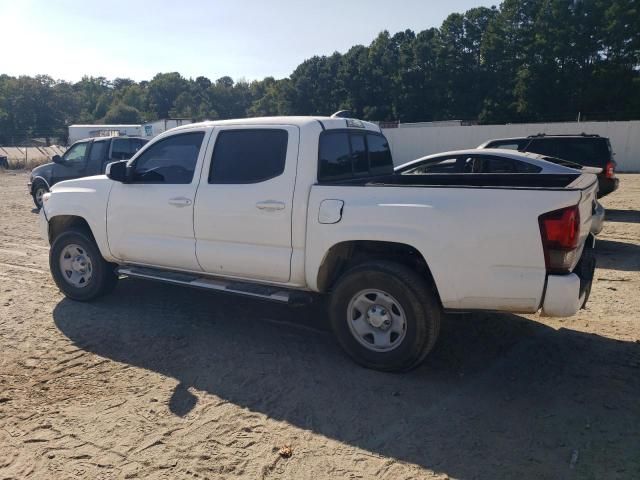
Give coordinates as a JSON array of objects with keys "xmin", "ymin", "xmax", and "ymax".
[
  {"xmin": 31, "ymin": 176, "xmax": 50, "ymax": 193},
  {"xmin": 316, "ymin": 240, "xmax": 442, "ymax": 305},
  {"xmin": 48, "ymin": 215, "xmax": 95, "ymax": 245}
]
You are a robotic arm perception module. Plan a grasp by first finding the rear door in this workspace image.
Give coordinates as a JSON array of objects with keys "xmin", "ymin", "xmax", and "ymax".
[{"xmin": 194, "ymin": 125, "xmax": 299, "ymax": 282}]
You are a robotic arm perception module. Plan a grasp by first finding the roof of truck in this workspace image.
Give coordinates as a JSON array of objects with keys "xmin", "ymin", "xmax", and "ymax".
[{"xmin": 171, "ymin": 116, "xmax": 382, "ymax": 132}]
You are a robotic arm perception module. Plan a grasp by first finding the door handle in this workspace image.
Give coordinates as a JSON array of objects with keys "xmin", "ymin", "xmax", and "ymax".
[
  {"xmin": 168, "ymin": 197, "xmax": 193, "ymax": 207},
  {"xmin": 256, "ymin": 200, "xmax": 285, "ymax": 211}
]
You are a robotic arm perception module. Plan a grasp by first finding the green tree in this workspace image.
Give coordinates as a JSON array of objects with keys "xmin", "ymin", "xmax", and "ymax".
[{"xmin": 103, "ymin": 103, "xmax": 142, "ymax": 124}]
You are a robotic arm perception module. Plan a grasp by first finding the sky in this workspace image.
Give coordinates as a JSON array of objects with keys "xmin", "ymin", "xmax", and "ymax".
[{"xmin": 0, "ymin": 0, "xmax": 497, "ymax": 83}]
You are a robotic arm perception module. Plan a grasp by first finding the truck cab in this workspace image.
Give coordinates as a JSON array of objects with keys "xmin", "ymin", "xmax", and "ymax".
[{"xmin": 28, "ymin": 136, "xmax": 148, "ymax": 208}]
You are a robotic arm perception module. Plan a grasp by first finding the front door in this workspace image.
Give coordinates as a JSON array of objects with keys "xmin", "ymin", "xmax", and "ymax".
[
  {"xmin": 194, "ymin": 125, "xmax": 299, "ymax": 283},
  {"xmin": 52, "ymin": 141, "xmax": 90, "ymax": 184},
  {"xmin": 107, "ymin": 129, "xmax": 210, "ymax": 271}
]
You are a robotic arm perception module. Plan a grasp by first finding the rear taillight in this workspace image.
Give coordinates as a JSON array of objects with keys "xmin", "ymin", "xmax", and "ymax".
[
  {"xmin": 605, "ymin": 161, "xmax": 615, "ymax": 178},
  {"xmin": 539, "ymin": 205, "xmax": 581, "ymax": 273}
]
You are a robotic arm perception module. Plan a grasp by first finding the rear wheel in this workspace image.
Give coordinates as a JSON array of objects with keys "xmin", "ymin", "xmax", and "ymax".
[
  {"xmin": 329, "ymin": 261, "xmax": 441, "ymax": 372},
  {"xmin": 50, "ymin": 228, "xmax": 118, "ymax": 301},
  {"xmin": 32, "ymin": 182, "xmax": 48, "ymax": 209}
]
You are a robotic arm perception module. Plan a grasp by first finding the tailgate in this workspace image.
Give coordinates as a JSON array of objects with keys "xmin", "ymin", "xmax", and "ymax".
[{"xmin": 568, "ymin": 173, "xmax": 599, "ymax": 243}]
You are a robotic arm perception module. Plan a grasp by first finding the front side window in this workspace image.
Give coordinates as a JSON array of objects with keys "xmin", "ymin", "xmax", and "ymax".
[
  {"xmin": 132, "ymin": 132, "xmax": 204, "ymax": 184},
  {"xmin": 63, "ymin": 142, "xmax": 89, "ymax": 165},
  {"xmin": 209, "ymin": 129, "xmax": 288, "ymax": 184}
]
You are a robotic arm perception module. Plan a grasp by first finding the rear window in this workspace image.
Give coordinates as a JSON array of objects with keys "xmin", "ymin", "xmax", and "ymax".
[
  {"xmin": 526, "ymin": 138, "xmax": 611, "ymax": 167},
  {"xmin": 318, "ymin": 131, "xmax": 393, "ymax": 182},
  {"xmin": 486, "ymin": 140, "xmax": 528, "ymax": 150}
]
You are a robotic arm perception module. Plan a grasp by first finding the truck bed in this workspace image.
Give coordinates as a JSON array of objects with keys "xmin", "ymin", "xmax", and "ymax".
[{"xmin": 321, "ymin": 173, "xmax": 582, "ymax": 189}]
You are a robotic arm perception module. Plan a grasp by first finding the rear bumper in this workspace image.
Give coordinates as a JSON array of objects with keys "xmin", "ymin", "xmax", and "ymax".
[
  {"xmin": 590, "ymin": 201, "xmax": 605, "ymax": 235},
  {"xmin": 542, "ymin": 236, "xmax": 596, "ymax": 317}
]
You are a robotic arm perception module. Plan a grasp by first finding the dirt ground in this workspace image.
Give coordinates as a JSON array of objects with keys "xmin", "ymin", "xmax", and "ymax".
[{"xmin": 0, "ymin": 171, "xmax": 638, "ymax": 480}]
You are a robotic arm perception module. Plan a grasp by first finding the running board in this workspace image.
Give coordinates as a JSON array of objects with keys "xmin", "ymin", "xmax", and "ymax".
[{"xmin": 117, "ymin": 266, "xmax": 313, "ymax": 305}]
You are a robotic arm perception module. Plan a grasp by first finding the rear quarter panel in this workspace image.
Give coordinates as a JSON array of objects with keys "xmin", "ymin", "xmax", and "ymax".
[{"xmin": 307, "ymin": 184, "xmax": 583, "ymax": 312}]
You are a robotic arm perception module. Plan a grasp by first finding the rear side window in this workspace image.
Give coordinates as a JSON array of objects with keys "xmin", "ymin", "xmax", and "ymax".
[
  {"xmin": 318, "ymin": 131, "xmax": 393, "ymax": 182},
  {"xmin": 318, "ymin": 132, "xmax": 351, "ymax": 181},
  {"xmin": 525, "ymin": 138, "xmax": 611, "ymax": 167},
  {"xmin": 555, "ymin": 139, "xmax": 610, "ymax": 167},
  {"xmin": 209, "ymin": 129, "xmax": 288, "ymax": 184},
  {"xmin": 368, "ymin": 134, "xmax": 393, "ymax": 175},
  {"xmin": 401, "ymin": 156, "xmax": 468, "ymax": 174},
  {"xmin": 132, "ymin": 132, "xmax": 204, "ymax": 184},
  {"xmin": 350, "ymin": 134, "xmax": 368, "ymax": 176},
  {"xmin": 526, "ymin": 139, "xmax": 559, "ymax": 157},
  {"xmin": 478, "ymin": 155, "xmax": 542, "ymax": 173}
]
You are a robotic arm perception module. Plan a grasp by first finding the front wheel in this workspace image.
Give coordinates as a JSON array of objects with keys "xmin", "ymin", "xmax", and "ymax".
[
  {"xmin": 329, "ymin": 261, "xmax": 441, "ymax": 372},
  {"xmin": 32, "ymin": 183, "xmax": 48, "ymax": 209},
  {"xmin": 50, "ymin": 228, "xmax": 118, "ymax": 301}
]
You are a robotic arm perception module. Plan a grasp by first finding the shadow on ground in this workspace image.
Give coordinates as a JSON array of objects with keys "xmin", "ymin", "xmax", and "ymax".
[
  {"xmin": 595, "ymin": 239, "xmax": 640, "ymax": 272},
  {"xmin": 605, "ymin": 209, "xmax": 640, "ymax": 224},
  {"xmin": 53, "ymin": 279, "xmax": 640, "ymax": 479}
]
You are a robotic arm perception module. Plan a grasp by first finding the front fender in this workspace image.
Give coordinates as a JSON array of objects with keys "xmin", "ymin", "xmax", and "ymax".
[{"xmin": 44, "ymin": 177, "xmax": 115, "ymax": 262}]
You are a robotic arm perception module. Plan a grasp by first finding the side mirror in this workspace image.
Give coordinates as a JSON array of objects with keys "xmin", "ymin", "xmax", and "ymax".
[
  {"xmin": 52, "ymin": 154, "xmax": 62, "ymax": 164},
  {"xmin": 106, "ymin": 160, "xmax": 130, "ymax": 183}
]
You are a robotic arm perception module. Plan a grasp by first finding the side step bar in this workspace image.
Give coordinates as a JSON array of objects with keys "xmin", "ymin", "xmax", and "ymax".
[{"xmin": 117, "ymin": 266, "xmax": 314, "ymax": 305}]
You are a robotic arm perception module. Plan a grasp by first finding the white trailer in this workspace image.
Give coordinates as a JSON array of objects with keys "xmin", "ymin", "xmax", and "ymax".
[
  {"xmin": 142, "ymin": 119, "xmax": 193, "ymax": 138},
  {"xmin": 67, "ymin": 124, "xmax": 142, "ymax": 145}
]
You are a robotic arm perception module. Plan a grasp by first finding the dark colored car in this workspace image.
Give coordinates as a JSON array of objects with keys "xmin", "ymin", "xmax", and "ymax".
[
  {"xmin": 478, "ymin": 134, "xmax": 619, "ymax": 197},
  {"xmin": 28, "ymin": 136, "xmax": 148, "ymax": 208}
]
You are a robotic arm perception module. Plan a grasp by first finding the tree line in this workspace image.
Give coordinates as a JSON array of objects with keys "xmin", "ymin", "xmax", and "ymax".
[{"xmin": 0, "ymin": 0, "xmax": 638, "ymax": 144}]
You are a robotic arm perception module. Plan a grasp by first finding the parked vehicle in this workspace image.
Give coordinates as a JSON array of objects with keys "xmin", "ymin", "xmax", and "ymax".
[
  {"xmin": 478, "ymin": 134, "xmax": 619, "ymax": 197},
  {"xmin": 28, "ymin": 136, "xmax": 148, "ymax": 208},
  {"xmin": 395, "ymin": 148, "xmax": 605, "ymax": 235},
  {"xmin": 39, "ymin": 116, "xmax": 598, "ymax": 372}
]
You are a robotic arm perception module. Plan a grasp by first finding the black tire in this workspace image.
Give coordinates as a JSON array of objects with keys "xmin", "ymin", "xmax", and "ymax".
[
  {"xmin": 32, "ymin": 182, "xmax": 48, "ymax": 209},
  {"xmin": 329, "ymin": 261, "xmax": 441, "ymax": 372},
  {"xmin": 49, "ymin": 227, "xmax": 118, "ymax": 301}
]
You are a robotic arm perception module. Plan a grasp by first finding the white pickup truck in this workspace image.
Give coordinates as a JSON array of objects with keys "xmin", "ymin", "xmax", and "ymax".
[{"xmin": 39, "ymin": 116, "xmax": 598, "ymax": 371}]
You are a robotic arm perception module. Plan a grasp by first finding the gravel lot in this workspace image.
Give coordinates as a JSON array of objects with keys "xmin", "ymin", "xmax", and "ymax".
[{"xmin": 1, "ymin": 170, "xmax": 639, "ymax": 479}]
